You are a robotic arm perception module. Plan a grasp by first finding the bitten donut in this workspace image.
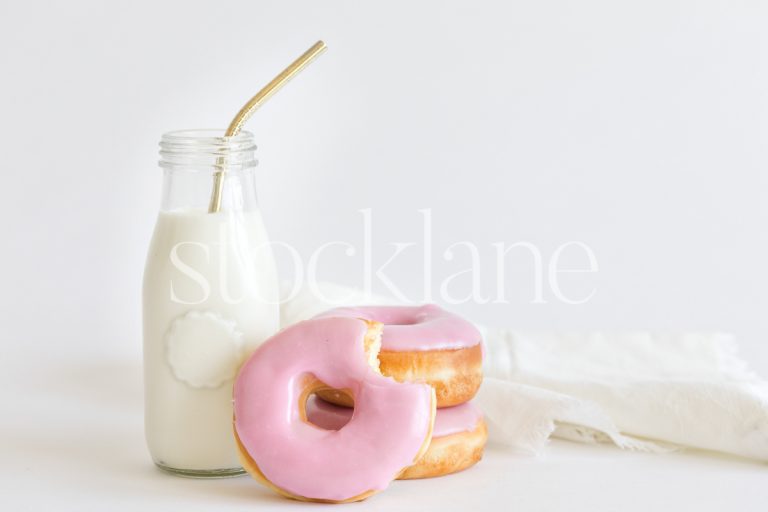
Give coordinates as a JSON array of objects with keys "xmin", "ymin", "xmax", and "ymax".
[
  {"xmin": 306, "ymin": 396, "xmax": 488, "ymax": 479},
  {"xmin": 233, "ymin": 317, "xmax": 436, "ymax": 503},
  {"xmin": 315, "ymin": 305, "xmax": 483, "ymax": 407}
]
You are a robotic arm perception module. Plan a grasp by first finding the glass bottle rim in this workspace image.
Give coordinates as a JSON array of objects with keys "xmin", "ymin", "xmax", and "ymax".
[{"xmin": 159, "ymin": 129, "xmax": 257, "ymax": 171}]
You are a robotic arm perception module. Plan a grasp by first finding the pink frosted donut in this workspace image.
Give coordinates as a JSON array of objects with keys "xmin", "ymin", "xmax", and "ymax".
[
  {"xmin": 233, "ymin": 317, "xmax": 436, "ymax": 503},
  {"xmin": 306, "ymin": 396, "xmax": 488, "ymax": 479},
  {"xmin": 315, "ymin": 305, "xmax": 483, "ymax": 407}
]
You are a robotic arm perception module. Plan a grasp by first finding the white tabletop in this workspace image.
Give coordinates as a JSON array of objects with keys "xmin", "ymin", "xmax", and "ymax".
[{"xmin": 2, "ymin": 352, "xmax": 765, "ymax": 512}]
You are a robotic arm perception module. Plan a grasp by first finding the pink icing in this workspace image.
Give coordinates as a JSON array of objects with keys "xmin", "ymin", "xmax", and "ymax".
[
  {"xmin": 233, "ymin": 317, "xmax": 434, "ymax": 502},
  {"xmin": 315, "ymin": 304, "xmax": 482, "ymax": 352},
  {"xmin": 432, "ymin": 401, "xmax": 484, "ymax": 436},
  {"xmin": 306, "ymin": 396, "xmax": 483, "ymax": 437}
]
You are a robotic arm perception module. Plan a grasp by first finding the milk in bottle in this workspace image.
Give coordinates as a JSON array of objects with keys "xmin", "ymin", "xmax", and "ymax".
[{"xmin": 143, "ymin": 130, "xmax": 279, "ymax": 476}]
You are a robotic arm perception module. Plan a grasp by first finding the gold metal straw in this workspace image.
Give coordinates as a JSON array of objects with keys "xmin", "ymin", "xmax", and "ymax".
[{"xmin": 208, "ymin": 40, "xmax": 327, "ymax": 213}]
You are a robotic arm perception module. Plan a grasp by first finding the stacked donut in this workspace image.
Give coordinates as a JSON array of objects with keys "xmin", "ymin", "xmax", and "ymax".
[
  {"xmin": 313, "ymin": 305, "xmax": 487, "ymax": 479},
  {"xmin": 233, "ymin": 304, "xmax": 486, "ymax": 503}
]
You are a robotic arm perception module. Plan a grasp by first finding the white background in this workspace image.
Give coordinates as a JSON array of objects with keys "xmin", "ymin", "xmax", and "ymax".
[{"xmin": 1, "ymin": 1, "xmax": 767, "ymax": 511}]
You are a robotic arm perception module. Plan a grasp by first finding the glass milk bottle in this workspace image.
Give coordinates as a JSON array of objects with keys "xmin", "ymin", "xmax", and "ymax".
[{"xmin": 143, "ymin": 130, "xmax": 279, "ymax": 477}]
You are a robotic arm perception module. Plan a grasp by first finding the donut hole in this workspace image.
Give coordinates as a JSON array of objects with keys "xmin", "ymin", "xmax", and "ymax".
[
  {"xmin": 304, "ymin": 392, "xmax": 353, "ymax": 431},
  {"xmin": 378, "ymin": 312, "xmax": 420, "ymax": 326},
  {"xmin": 389, "ymin": 320, "xmax": 417, "ymax": 326}
]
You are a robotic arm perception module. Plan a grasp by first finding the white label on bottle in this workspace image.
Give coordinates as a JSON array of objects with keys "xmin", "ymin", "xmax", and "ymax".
[{"xmin": 164, "ymin": 310, "xmax": 244, "ymax": 389}]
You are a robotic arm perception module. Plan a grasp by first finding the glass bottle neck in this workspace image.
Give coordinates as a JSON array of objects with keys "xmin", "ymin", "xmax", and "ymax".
[
  {"xmin": 158, "ymin": 129, "xmax": 259, "ymax": 213},
  {"xmin": 159, "ymin": 167, "xmax": 259, "ymax": 212}
]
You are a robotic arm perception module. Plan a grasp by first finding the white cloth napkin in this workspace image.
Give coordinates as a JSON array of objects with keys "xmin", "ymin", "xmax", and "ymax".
[{"xmin": 279, "ymin": 283, "xmax": 768, "ymax": 461}]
